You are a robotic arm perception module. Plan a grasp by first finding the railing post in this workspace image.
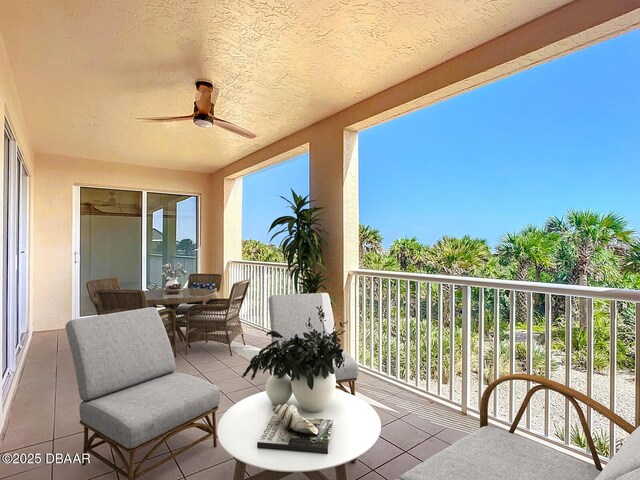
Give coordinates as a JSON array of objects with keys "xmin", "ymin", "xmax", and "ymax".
[{"xmin": 461, "ymin": 286, "xmax": 471, "ymax": 415}]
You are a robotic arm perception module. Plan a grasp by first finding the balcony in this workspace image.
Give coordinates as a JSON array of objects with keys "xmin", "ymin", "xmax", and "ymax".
[
  {"xmin": 231, "ymin": 260, "xmax": 640, "ymax": 464},
  {"xmin": 0, "ymin": 322, "xmax": 475, "ymax": 480}
]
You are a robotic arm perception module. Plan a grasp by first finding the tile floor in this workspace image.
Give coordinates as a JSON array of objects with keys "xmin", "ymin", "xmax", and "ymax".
[{"xmin": 0, "ymin": 326, "xmax": 475, "ymax": 480}]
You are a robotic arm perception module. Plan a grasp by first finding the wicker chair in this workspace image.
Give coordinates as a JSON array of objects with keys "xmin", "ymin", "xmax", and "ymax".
[
  {"xmin": 185, "ymin": 280, "xmax": 249, "ymax": 356},
  {"xmin": 97, "ymin": 289, "xmax": 176, "ymax": 355},
  {"xmin": 86, "ymin": 278, "xmax": 121, "ymax": 315},
  {"xmin": 175, "ymin": 273, "xmax": 223, "ymax": 338}
]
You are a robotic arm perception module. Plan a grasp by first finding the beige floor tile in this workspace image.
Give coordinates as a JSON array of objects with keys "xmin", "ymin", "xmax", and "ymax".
[
  {"xmin": 2, "ymin": 464, "xmax": 52, "ymax": 479},
  {"xmin": 0, "ymin": 440, "xmax": 53, "ymax": 478},
  {"xmin": 374, "ymin": 453, "xmax": 421, "ymax": 480},
  {"xmin": 1, "ymin": 421, "xmax": 54, "ymax": 452},
  {"xmin": 52, "ymin": 432, "xmax": 114, "ymax": 480},
  {"xmin": 171, "ymin": 440, "xmax": 232, "ymax": 477},
  {"xmin": 185, "ymin": 459, "xmax": 238, "ymax": 479},
  {"xmin": 215, "ymin": 377, "xmax": 253, "ymax": 394},
  {"xmin": 225, "ymin": 386, "xmax": 260, "ymax": 404},
  {"xmin": 6, "ymin": 405, "xmax": 54, "ymax": 434}
]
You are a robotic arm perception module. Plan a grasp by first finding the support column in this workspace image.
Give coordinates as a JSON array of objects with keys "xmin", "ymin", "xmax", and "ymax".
[
  {"xmin": 309, "ymin": 127, "xmax": 359, "ymax": 344},
  {"xmin": 211, "ymin": 172, "xmax": 243, "ymax": 295}
]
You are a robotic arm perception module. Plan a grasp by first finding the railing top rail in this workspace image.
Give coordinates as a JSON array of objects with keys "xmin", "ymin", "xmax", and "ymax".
[
  {"xmin": 229, "ymin": 259, "xmax": 289, "ymax": 267},
  {"xmin": 349, "ymin": 268, "xmax": 640, "ymax": 303}
]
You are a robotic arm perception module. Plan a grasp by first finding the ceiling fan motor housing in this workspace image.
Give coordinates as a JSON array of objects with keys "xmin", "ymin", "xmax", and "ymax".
[{"xmin": 193, "ymin": 112, "xmax": 214, "ymax": 128}]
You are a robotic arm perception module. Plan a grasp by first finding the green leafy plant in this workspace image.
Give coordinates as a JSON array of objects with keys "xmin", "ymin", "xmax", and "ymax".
[
  {"xmin": 553, "ymin": 422, "xmax": 621, "ymax": 457},
  {"xmin": 243, "ymin": 307, "xmax": 344, "ymax": 388},
  {"xmin": 269, "ymin": 190, "xmax": 326, "ymax": 293}
]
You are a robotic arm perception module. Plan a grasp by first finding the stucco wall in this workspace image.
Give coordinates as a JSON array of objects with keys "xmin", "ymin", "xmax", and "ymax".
[{"xmin": 32, "ymin": 154, "xmax": 214, "ymax": 331}]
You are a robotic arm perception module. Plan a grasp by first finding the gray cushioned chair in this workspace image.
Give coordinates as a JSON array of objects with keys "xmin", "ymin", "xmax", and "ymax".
[
  {"xmin": 269, "ymin": 293, "xmax": 358, "ymax": 394},
  {"xmin": 66, "ymin": 307, "xmax": 220, "ymax": 480},
  {"xmin": 400, "ymin": 374, "xmax": 638, "ymax": 480}
]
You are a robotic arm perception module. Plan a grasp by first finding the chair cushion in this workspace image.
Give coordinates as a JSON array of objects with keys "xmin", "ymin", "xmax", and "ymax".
[
  {"xmin": 596, "ymin": 427, "xmax": 640, "ymax": 480},
  {"xmin": 191, "ymin": 282, "xmax": 216, "ymax": 289},
  {"xmin": 269, "ymin": 293, "xmax": 335, "ymax": 340},
  {"xmin": 176, "ymin": 303, "xmax": 195, "ymax": 315},
  {"xmin": 80, "ymin": 373, "xmax": 220, "ymax": 449},
  {"xmin": 335, "ymin": 352, "xmax": 358, "ymax": 381},
  {"xmin": 615, "ymin": 470, "xmax": 640, "ymax": 480},
  {"xmin": 400, "ymin": 426, "xmax": 599, "ymax": 480},
  {"xmin": 66, "ymin": 308, "xmax": 175, "ymax": 401}
]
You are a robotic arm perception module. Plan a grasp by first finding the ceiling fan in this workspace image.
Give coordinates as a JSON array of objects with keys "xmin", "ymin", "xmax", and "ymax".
[{"xmin": 136, "ymin": 81, "xmax": 256, "ymax": 139}]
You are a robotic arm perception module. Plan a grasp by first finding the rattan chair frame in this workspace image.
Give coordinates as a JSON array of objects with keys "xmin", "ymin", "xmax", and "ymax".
[
  {"xmin": 175, "ymin": 273, "xmax": 224, "ymax": 329},
  {"xmin": 185, "ymin": 280, "xmax": 250, "ymax": 356},
  {"xmin": 86, "ymin": 278, "xmax": 121, "ymax": 315},
  {"xmin": 82, "ymin": 407, "xmax": 217, "ymax": 480},
  {"xmin": 480, "ymin": 374, "xmax": 636, "ymax": 470}
]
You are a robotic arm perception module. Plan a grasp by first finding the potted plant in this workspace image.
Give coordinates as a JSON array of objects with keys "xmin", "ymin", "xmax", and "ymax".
[
  {"xmin": 244, "ymin": 308, "xmax": 344, "ymax": 412},
  {"xmin": 162, "ymin": 262, "xmax": 186, "ymax": 292},
  {"xmin": 269, "ymin": 190, "xmax": 327, "ymax": 293}
]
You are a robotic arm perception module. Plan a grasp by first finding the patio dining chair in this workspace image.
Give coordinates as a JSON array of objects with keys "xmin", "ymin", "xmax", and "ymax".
[
  {"xmin": 97, "ymin": 289, "xmax": 176, "ymax": 355},
  {"xmin": 86, "ymin": 278, "xmax": 120, "ymax": 315},
  {"xmin": 185, "ymin": 280, "xmax": 249, "ymax": 356},
  {"xmin": 66, "ymin": 308, "xmax": 220, "ymax": 480},
  {"xmin": 175, "ymin": 273, "xmax": 223, "ymax": 327},
  {"xmin": 269, "ymin": 293, "xmax": 358, "ymax": 395}
]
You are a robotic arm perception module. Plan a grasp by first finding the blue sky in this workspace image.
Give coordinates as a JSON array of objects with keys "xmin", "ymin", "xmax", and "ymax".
[{"xmin": 243, "ymin": 29, "xmax": 639, "ymax": 249}]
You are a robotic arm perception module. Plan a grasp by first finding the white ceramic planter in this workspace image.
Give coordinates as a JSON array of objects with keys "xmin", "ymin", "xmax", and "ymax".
[
  {"xmin": 265, "ymin": 375, "xmax": 292, "ymax": 405},
  {"xmin": 165, "ymin": 278, "xmax": 179, "ymax": 288},
  {"xmin": 291, "ymin": 373, "xmax": 336, "ymax": 413}
]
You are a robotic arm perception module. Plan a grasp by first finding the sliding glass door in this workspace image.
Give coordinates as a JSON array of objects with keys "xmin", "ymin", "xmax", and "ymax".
[
  {"xmin": 78, "ymin": 188, "xmax": 142, "ymax": 316},
  {"xmin": 146, "ymin": 194, "xmax": 198, "ymax": 289},
  {"xmin": 75, "ymin": 188, "xmax": 199, "ymax": 316},
  {"xmin": 2, "ymin": 121, "xmax": 30, "ymax": 396}
]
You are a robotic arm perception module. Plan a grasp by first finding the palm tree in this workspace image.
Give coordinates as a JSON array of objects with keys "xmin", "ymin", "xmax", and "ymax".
[
  {"xmin": 426, "ymin": 236, "xmax": 491, "ymax": 277},
  {"xmin": 359, "ymin": 224, "xmax": 383, "ymax": 265},
  {"xmin": 622, "ymin": 238, "xmax": 640, "ymax": 274},
  {"xmin": 426, "ymin": 236, "xmax": 491, "ymax": 325},
  {"xmin": 389, "ymin": 237, "xmax": 426, "ymax": 272},
  {"xmin": 362, "ymin": 252, "xmax": 398, "ymax": 271},
  {"xmin": 496, "ymin": 226, "xmax": 558, "ymax": 318},
  {"xmin": 545, "ymin": 210, "xmax": 634, "ymax": 327}
]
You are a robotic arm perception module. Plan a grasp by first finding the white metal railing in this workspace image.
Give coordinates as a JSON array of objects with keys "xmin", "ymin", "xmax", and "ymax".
[
  {"xmin": 228, "ymin": 260, "xmax": 296, "ymax": 330},
  {"xmin": 348, "ymin": 269, "xmax": 640, "ymax": 462},
  {"xmin": 148, "ymin": 254, "xmax": 197, "ymax": 287}
]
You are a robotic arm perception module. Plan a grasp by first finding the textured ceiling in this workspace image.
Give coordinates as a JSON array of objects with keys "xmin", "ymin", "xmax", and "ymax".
[{"xmin": 0, "ymin": 0, "xmax": 572, "ymax": 172}]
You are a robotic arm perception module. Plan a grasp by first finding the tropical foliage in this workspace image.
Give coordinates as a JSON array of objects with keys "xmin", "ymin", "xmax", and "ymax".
[
  {"xmin": 268, "ymin": 190, "xmax": 327, "ymax": 293},
  {"xmin": 242, "ymin": 239, "xmax": 285, "ymax": 263}
]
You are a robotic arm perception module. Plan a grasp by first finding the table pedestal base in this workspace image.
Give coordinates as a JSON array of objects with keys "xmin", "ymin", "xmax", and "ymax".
[{"xmin": 232, "ymin": 460, "xmax": 348, "ymax": 480}]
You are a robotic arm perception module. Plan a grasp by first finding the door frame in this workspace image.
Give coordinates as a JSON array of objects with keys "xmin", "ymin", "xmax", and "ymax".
[{"xmin": 71, "ymin": 186, "xmax": 201, "ymax": 318}]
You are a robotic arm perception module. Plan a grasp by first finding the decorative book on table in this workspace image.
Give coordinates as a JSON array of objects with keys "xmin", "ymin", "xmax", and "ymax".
[{"xmin": 257, "ymin": 415, "xmax": 333, "ymax": 454}]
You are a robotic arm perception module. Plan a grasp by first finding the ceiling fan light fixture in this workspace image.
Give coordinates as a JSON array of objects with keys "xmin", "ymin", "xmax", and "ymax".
[{"xmin": 193, "ymin": 113, "xmax": 214, "ymax": 128}]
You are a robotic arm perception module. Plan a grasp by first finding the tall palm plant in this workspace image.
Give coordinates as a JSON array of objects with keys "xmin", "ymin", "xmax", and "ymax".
[
  {"xmin": 426, "ymin": 236, "xmax": 491, "ymax": 325},
  {"xmin": 545, "ymin": 210, "xmax": 634, "ymax": 327},
  {"xmin": 496, "ymin": 226, "xmax": 559, "ymax": 318},
  {"xmin": 389, "ymin": 237, "xmax": 426, "ymax": 272},
  {"xmin": 359, "ymin": 224, "xmax": 383, "ymax": 263},
  {"xmin": 269, "ymin": 190, "xmax": 326, "ymax": 293},
  {"xmin": 426, "ymin": 236, "xmax": 491, "ymax": 277}
]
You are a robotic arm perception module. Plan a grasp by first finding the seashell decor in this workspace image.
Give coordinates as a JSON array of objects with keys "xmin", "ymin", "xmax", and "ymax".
[{"xmin": 273, "ymin": 404, "xmax": 319, "ymax": 435}]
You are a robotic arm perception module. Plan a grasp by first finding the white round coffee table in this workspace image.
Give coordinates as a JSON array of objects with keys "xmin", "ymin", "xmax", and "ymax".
[{"xmin": 218, "ymin": 390, "xmax": 381, "ymax": 480}]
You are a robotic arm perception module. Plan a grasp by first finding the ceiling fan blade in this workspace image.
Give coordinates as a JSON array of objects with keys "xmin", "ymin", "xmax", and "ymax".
[
  {"xmin": 136, "ymin": 115, "xmax": 194, "ymax": 122},
  {"xmin": 213, "ymin": 116, "xmax": 256, "ymax": 139}
]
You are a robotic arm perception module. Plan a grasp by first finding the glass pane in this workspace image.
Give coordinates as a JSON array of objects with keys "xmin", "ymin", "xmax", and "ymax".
[
  {"xmin": 17, "ymin": 162, "xmax": 28, "ymax": 344},
  {"xmin": 2, "ymin": 131, "xmax": 8, "ymax": 376},
  {"xmin": 80, "ymin": 188, "xmax": 142, "ymax": 316},
  {"xmin": 146, "ymin": 193, "xmax": 198, "ymax": 289}
]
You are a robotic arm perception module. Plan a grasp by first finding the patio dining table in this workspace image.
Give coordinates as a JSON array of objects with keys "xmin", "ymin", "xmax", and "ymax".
[{"xmin": 145, "ymin": 288, "xmax": 219, "ymax": 343}]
